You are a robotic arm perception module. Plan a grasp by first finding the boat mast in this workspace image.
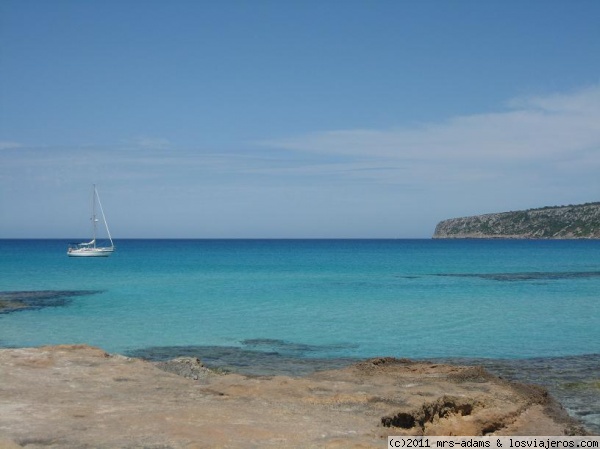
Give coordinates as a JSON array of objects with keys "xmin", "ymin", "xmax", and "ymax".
[
  {"xmin": 92, "ymin": 184, "xmax": 97, "ymax": 248},
  {"xmin": 95, "ymin": 185, "xmax": 114, "ymax": 248}
]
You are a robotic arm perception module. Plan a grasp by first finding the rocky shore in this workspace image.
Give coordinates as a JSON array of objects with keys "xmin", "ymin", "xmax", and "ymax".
[{"xmin": 0, "ymin": 345, "xmax": 588, "ymax": 448}]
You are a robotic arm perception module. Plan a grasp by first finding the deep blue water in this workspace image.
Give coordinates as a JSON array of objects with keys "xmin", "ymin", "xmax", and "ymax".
[{"xmin": 1, "ymin": 239, "xmax": 599, "ymax": 431}]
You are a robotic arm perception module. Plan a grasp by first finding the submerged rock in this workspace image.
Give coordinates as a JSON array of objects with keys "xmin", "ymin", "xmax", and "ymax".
[
  {"xmin": 0, "ymin": 290, "xmax": 101, "ymax": 314},
  {"xmin": 155, "ymin": 356, "xmax": 220, "ymax": 382}
]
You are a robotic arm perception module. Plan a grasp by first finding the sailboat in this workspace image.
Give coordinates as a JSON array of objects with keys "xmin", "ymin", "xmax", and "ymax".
[{"xmin": 67, "ymin": 185, "xmax": 115, "ymax": 257}]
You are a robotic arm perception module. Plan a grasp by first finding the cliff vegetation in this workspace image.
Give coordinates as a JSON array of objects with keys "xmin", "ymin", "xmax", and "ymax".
[{"xmin": 433, "ymin": 202, "xmax": 600, "ymax": 239}]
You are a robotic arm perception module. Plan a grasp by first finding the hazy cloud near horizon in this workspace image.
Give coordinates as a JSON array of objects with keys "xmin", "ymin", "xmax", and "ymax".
[{"xmin": 1, "ymin": 85, "xmax": 599, "ymax": 238}]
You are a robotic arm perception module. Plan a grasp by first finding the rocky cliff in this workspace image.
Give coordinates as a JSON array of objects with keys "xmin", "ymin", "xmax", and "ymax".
[{"xmin": 433, "ymin": 202, "xmax": 600, "ymax": 239}]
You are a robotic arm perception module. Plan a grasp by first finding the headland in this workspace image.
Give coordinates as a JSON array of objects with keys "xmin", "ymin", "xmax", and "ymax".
[{"xmin": 433, "ymin": 202, "xmax": 600, "ymax": 239}]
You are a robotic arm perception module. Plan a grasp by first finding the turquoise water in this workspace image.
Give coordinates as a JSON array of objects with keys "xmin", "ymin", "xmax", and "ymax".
[
  {"xmin": 1, "ymin": 239, "xmax": 599, "ymax": 358},
  {"xmin": 2, "ymin": 239, "xmax": 600, "ymax": 432}
]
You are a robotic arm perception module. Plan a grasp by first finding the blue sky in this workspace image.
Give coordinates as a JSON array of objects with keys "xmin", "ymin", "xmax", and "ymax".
[{"xmin": 1, "ymin": 0, "xmax": 599, "ymax": 238}]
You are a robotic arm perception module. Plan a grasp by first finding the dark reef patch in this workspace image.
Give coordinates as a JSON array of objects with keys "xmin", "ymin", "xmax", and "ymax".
[
  {"xmin": 436, "ymin": 271, "xmax": 600, "ymax": 282},
  {"xmin": 0, "ymin": 290, "xmax": 102, "ymax": 314}
]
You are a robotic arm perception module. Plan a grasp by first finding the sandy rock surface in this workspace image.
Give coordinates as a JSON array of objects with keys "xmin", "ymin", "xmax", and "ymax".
[{"xmin": 0, "ymin": 346, "xmax": 585, "ymax": 448}]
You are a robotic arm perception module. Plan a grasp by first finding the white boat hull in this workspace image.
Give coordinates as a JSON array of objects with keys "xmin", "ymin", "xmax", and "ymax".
[{"xmin": 67, "ymin": 248, "xmax": 112, "ymax": 257}]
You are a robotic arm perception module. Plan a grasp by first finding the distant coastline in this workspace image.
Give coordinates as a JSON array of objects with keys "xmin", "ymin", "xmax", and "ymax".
[{"xmin": 433, "ymin": 202, "xmax": 600, "ymax": 239}]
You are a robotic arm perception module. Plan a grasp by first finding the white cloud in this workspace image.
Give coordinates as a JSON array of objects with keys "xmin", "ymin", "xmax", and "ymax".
[
  {"xmin": 2, "ymin": 85, "xmax": 599, "ymax": 238},
  {"xmin": 129, "ymin": 137, "xmax": 173, "ymax": 150},
  {"xmin": 3, "ymin": 86, "xmax": 599, "ymax": 191},
  {"xmin": 507, "ymin": 84, "xmax": 600, "ymax": 114},
  {"xmin": 0, "ymin": 141, "xmax": 23, "ymax": 150},
  {"xmin": 261, "ymin": 84, "xmax": 600, "ymax": 175}
]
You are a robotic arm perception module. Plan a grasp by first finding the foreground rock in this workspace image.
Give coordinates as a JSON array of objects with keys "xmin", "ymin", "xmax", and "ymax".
[{"xmin": 0, "ymin": 346, "xmax": 586, "ymax": 448}]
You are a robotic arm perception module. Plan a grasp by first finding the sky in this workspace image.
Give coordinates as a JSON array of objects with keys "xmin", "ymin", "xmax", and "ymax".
[{"xmin": 1, "ymin": 0, "xmax": 599, "ymax": 238}]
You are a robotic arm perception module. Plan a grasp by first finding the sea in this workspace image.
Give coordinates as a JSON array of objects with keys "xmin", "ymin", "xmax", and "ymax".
[{"xmin": 1, "ymin": 239, "xmax": 599, "ymax": 432}]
